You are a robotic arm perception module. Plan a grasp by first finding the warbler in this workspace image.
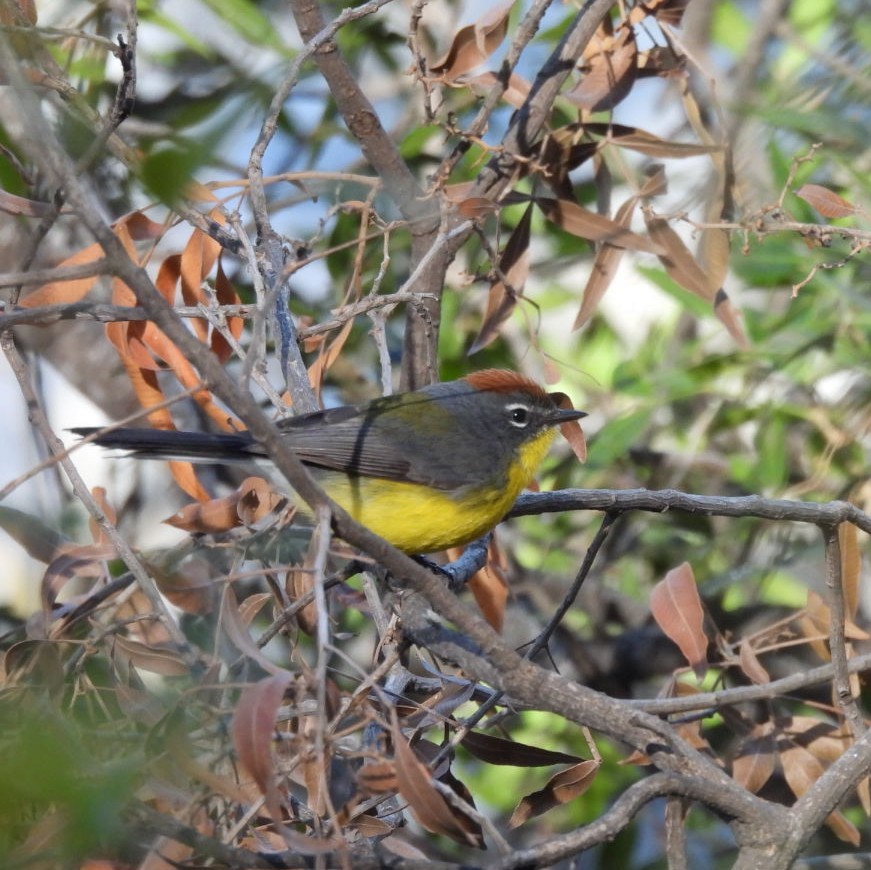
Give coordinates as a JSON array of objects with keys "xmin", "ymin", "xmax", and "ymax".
[{"xmin": 73, "ymin": 370, "xmax": 586, "ymax": 554}]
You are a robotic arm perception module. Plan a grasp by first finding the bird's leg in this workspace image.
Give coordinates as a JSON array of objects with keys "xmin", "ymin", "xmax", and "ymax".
[{"xmin": 411, "ymin": 533, "xmax": 492, "ymax": 592}]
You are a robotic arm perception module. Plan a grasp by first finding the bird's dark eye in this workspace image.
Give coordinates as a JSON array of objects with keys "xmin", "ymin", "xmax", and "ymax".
[{"xmin": 506, "ymin": 403, "xmax": 530, "ymax": 427}]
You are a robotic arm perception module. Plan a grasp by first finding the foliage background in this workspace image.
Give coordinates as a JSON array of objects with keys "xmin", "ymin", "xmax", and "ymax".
[{"xmin": 1, "ymin": 0, "xmax": 871, "ymax": 868}]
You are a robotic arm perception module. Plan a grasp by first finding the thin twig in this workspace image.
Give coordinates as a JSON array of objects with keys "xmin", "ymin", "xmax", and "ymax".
[{"xmin": 822, "ymin": 523, "xmax": 866, "ymax": 738}]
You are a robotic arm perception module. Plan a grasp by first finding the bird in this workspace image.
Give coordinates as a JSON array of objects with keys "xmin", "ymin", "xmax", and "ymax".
[{"xmin": 73, "ymin": 370, "xmax": 586, "ymax": 554}]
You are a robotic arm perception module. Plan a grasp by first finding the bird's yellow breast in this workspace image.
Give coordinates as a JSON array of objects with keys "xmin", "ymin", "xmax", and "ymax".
[{"xmin": 316, "ymin": 427, "xmax": 557, "ymax": 553}]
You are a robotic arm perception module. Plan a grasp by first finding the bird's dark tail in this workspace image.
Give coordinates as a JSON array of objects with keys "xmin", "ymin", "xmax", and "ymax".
[{"xmin": 71, "ymin": 427, "xmax": 260, "ymax": 462}]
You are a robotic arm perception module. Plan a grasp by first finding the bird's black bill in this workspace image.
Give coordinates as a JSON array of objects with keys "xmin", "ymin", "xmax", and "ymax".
[{"xmin": 548, "ymin": 407, "xmax": 588, "ymax": 425}]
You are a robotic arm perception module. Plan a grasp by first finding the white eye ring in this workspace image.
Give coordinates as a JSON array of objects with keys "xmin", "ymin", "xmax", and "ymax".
[{"xmin": 506, "ymin": 403, "xmax": 531, "ymax": 428}]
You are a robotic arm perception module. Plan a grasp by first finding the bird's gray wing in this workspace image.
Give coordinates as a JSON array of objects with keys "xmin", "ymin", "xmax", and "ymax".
[{"xmin": 275, "ymin": 395, "xmax": 480, "ymax": 490}]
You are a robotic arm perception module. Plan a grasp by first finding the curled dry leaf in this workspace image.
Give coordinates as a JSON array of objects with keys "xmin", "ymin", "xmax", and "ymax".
[
  {"xmin": 41, "ymin": 544, "xmax": 116, "ymax": 614},
  {"xmin": 165, "ymin": 493, "xmax": 242, "ymax": 533},
  {"xmin": 649, "ymin": 561, "xmax": 708, "ymax": 677},
  {"xmin": 509, "ymin": 760, "xmax": 599, "ymax": 828},
  {"xmin": 237, "ymin": 476, "xmax": 286, "ymax": 525},
  {"xmin": 430, "ymin": 1, "xmax": 513, "ymax": 81}
]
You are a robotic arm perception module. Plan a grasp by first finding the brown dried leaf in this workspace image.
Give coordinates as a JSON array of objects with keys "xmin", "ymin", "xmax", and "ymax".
[
  {"xmin": 780, "ymin": 741, "xmax": 824, "ymax": 799},
  {"xmin": 698, "ymin": 228, "xmax": 731, "ymax": 297},
  {"xmin": 41, "ymin": 544, "xmax": 115, "ymax": 613},
  {"xmin": 644, "ymin": 214, "xmax": 711, "ymax": 298},
  {"xmin": 779, "ymin": 740, "xmax": 859, "ymax": 845},
  {"xmin": 149, "ymin": 557, "xmax": 218, "ymax": 615},
  {"xmin": 797, "ymin": 613, "xmax": 830, "ymax": 662},
  {"xmin": 237, "ymin": 476, "xmax": 285, "ymax": 525},
  {"xmin": 650, "ymin": 562, "xmax": 708, "ymax": 676},
  {"xmin": 466, "ymin": 537, "xmax": 509, "ymax": 632},
  {"xmin": 232, "ymin": 675, "xmax": 292, "ymax": 834},
  {"xmin": 466, "ymin": 70, "xmax": 532, "ymax": 109},
  {"xmin": 795, "ymin": 184, "xmax": 860, "ymax": 219},
  {"xmin": 288, "ymin": 565, "xmax": 317, "ymax": 636},
  {"xmin": 573, "ymin": 196, "xmax": 638, "ymax": 330},
  {"xmin": 824, "ymin": 810, "xmax": 861, "ymax": 846},
  {"xmin": 539, "ymin": 198, "xmax": 663, "ymax": 253},
  {"xmin": 805, "ymin": 589, "xmax": 870, "ymax": 642},
  {"xmin": 713, "ymin": 289, "xmax": 749, "ymax": 349},
  {"xmin": 858, "ymin": 776, "xmax": 871, "ymax": 817},
  {"xmin": 0, "ymin": 506, "xmax": 74, "ymax": 564},
  {"xmin": 231, "ymin": 674, "xmax": 290, "ymax": 798},
  {"xmin": 165, "ymin": 494, "xmax": 242, "ymax": 533},
  {"xmin": 113, "ymin": 635, "xmax": 190, "ymax": 676},
  {"xmin": 469, "ymin": 203, "xmax": 533, "ymax": 354},
  {"xmin": 430, "ymin": 1, "xmax": 513, "ymax": 81},
  {"xmin": 220, "ymin": 586, "xmax": 293, "ymax": 678},
  {"xmin": 550, "ymin": 391, "xmax": 588, "ymax": 462},
  {"xmin": 508, "ymin": 760, "xmax": 599, "ymax": 827},
  {"xmin": 392, "ymin": 722, "xmax": 483, "ymax": 847},
  {"xmin": 584, "ymin": 122, "xmax": 720, "ymax": 158},
  {"xmin": 738, "ymin": 639, "xmax": 770, "ymax": 685},
  {"xmin": 732, "ymin": 724, "xmax": 775, "ymax": 793},
  {"xmin": 839, "ymin": 523, "xmax": 861, "ymax": 620},
  {"xmin": 566, "ymin": 25, "xmax": 637, "ymax": 112},
  {"xmin": 461, "ymin": 731, "xmax": 581, "ymax": 767},
  {"xmin": 784, "ymin": 716, "xmax": 848, "ymax": 764}
]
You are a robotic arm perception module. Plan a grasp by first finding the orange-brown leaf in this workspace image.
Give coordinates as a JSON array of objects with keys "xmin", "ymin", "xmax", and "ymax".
[
  {"xmin": 509, "ymin": 760, "xmax": 599, "ymax": 827},
  {"xmin": 232, "ymin": 674, "xmax": 293, "ymax": 837},
  {"xmin": 644, "ymin": 214, "xmax": 710, "ymax": 298},
  {"xmin": 469, "ymin": 203, "xmax": 533, "ymax": 354},
  {"xmin": 392, "ymin": 722, "xmax": 483, "ymax": 847},
  {"xmin": 650, "ymin": 562, "xmax": 708, "ymax": 676},
  {"xmin": 738, "ymin": 639, "xmax": 770, "ymax": 685},
  {"xmin": 573, "ymin": 196, "xmax": 638, "ymax": 330},
  {"xmin": 839, "ymin": 523, "xmax": 861, "ymax": 620},
  {"xmin": 732, "ymin": 725, "xmax": 775, "ymax": 793},
  {"xmin": 465, "ymin": 538, "xmax": 509, "ymax": 632},
  {"xmin": 565, "ymin": 25, "xmax": 637, "ymax": 112},
  {"xmin": 430, "ymin": 1, "xmax": 513, "ymax": 81},
  {"xmin": 165, "ymin": 494, "xmax": 242, "ymax": 533},
  {"xmin": 795, "ymin": 184, "xmax": 859, "ymax": 219},
  {"xmin": 540, "ymin": 198, "xmax": 663, "ymax": 253}
]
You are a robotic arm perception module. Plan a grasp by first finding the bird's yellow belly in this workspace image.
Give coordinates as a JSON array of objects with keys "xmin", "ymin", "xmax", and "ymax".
[{"xmin": 314, "ymin": 428, "xmax": 556, "ymax": 553}]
